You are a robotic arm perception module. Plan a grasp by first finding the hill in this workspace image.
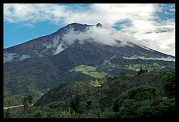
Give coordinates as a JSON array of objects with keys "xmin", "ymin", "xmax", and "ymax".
[{"xmin": 5, "ymin": 69, "xmax": 175, "ymax": 118}]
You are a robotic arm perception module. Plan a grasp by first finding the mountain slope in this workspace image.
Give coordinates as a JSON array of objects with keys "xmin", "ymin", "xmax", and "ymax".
[
  {"xmin": 32, "ymin": 69, "xmax": 175, "ymax": 118},
  {"xmin": 3, "ymin": 23, "xmax": 175, "ymax": 107},
  {"xmin": 4, "ymin": 23, "xmax": 174, "ymax": 64},
  {"xmin": 4, "ymin": 23, "xmax": 94, "ymax": 63}
]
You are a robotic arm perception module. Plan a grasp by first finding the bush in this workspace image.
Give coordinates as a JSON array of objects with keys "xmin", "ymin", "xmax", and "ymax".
[
  {"xmin": 48, "ymin": 101, "xmax": 66, "ymax": 110},
  {"xmin": 58, "ymin": 111, "xmax": 72, "ymax": 118},
  {"xmin": 112, "ymin": 84, "xmax": 175, "ymax": 118},
  {"xmin": 113, "ymin": 84, "xmax": 160, "ymax": 112},
  {"xmin": 34, "ymin": 110, "xmax": 46, "ymax": 118},
  {"xmin": 161, "ymin": 70, "xmax": 175, "ymax": 98},
  {"xmin": 101, "ymin": 112, "xmax": 118, "ymax": 118},
  {"xmin": 113, "ymin": 96, "xmax": 175, "ymax": 118},
  {"xmin": 127, "ymin": 85, "xmax": 160, "ymax": 101},
  {"xmin": 70, "ymin": 94, "xmax": 83, "ymax": 114}
]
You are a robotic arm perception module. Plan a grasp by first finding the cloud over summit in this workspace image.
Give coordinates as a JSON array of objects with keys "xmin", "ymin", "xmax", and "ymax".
[
  {"xmin": 61, "ymin": 25, "xmax": 139, "ymax": 47},
  {"xmin": 4, "ymin": 4, "xmax": 175, "ymax": 56}
]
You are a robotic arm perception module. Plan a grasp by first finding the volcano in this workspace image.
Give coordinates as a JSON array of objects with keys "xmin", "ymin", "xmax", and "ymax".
[{"xmin": 3, "ymin": 23, "xmax": 175, "ymax": 106}]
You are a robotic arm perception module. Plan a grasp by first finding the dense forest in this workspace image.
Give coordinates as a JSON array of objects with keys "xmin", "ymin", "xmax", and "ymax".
[{"xmin": 4, "ymin": 67, "xmax": 175, "ymax": 118}]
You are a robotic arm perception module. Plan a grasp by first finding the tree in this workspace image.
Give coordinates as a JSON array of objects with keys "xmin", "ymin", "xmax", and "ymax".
[
  {"xmin": 48, "ymin": 101, "xmax": 67, "ymax": 111},
  {"xmin": 86, "ymin": 101, "xmax": 92, "ymax": 110},
  {"xmin": 4, "ymin": 109, "xmax": 11, "ymax": 118},
  {"xmin": 58, "ymin": 111, "xmax": 72, "ymax": 118},
  {"xmin": 22, "ymin": 95, "xmax": 33, "ymax": 113},
  {"xmin": 70, "ymin": 94, "xmax": 83, "ymax": 114},
  {"xmin": 162, "ymin": 70, "xmax": 175, "ymax": 98},
  {"xmin": 23, "ymin": 97, "xmax": 28, "ymax": 108},
  {"xmin": 34, "ymin": 110, "xmax": 45, "ymax": 118},
  {"xmin": 120, "ymin": 60, "xmax": 128, "ymax": 77},
  {"xmin": 136, "ymin": 68, "xmax": 147, "ymax": 76},
  {"xmin": 112, "ymin": 84, "xmax": 175, "ymax": 118},
  {"xmin": 113, "ymin": 85, "xmax": 160, "ymax": 113},
  {"xmin": 23, "ymin": 95, "xmax": 33, "ymax": 107},
  {"xmin": 27, "ymin": 95, "xmax": 33, "ymax": 105}
]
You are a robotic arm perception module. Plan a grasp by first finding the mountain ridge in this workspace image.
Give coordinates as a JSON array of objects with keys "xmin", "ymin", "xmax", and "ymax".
[{"xmin": 4, "ymin": 23, "xmax": 174, "ymax": 64}]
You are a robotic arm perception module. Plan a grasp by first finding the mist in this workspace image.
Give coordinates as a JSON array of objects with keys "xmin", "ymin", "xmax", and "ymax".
[
  {"xmin": 4, "ymin": 52, "xmax": 19, "ymax": 63},
  {"xmin": 44, "ymin": 25, "xmax": 174, "ymax": 57},
  {"xmin": 123, "ymin": 56, "xmax": 175, "ymax": 62},
  {"xmin": 4, "ymin": 52, "xmax": 31, "ymax": 63},
  {"xmin": 61, "ymin": 26, "xmax": 137, "ymax": 47},
  {"xmin": 19, "ymin": 55, "xmax": 31, "ymax": 61}
]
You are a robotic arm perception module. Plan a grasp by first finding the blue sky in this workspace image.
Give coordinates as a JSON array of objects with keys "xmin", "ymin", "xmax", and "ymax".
[
  {"xmin": 4, "ymin": 20, "xmax": 60, "ymax": 48},
  {"xmin": 3, "ymin": 4, "xmax": 175, "ymax": 56}
]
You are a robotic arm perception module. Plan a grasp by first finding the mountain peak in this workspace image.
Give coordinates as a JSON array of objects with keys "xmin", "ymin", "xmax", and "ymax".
[
  {"xmin": 96, "ymin": 23, "xmax": 102, "ymax": 27},
  {"xmin": 68, "ymin": 23, "xmax": 86, "ymax": 26},
  {"xmin": 66, "ymin": 23, "xmax": 92, "ymax": 27},
  {"xmin": 63, "ymin": 23, "xmax": 92, "ymax": 31}
]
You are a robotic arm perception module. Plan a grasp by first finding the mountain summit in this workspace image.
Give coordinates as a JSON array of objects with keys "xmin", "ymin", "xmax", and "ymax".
[
  {"xmin": 4, "ymin": 23, "xmax": 174, "ymax": 64},
  {"xmin": 61, "ymin": 23, "xmax": 92, "ymax": 31},
  {"xmin": 96, "ymin": 23, "xmax": 102, "ymax": 27}
]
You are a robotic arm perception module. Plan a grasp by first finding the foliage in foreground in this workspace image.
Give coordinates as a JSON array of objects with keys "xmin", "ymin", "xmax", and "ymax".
[{"xmin": 5, "ymin": 69, "xmax": 175, "ymax": 118}]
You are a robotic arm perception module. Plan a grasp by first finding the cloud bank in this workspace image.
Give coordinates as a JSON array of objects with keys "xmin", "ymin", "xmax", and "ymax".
[
  {"xmin": 19, "ymin": 55, "xmax": 31, "ymax": 61},
  {"xmin": 123, "ymin": 56, "xmax": 175, "ymax": 62},
  {"xmin": 4, "ymin": 52, "xmax": 18, "ymax": 63},
  {"xmin": 4, "ymin": 52, "xmax": 31, "ymax": 63},
  {"xmin": 4, "ymin": 4, "xmax": 175, "ymax": 56},
  {"xmin": 61, "ymin": 26, "xmax": 135, "ymax": 47}
]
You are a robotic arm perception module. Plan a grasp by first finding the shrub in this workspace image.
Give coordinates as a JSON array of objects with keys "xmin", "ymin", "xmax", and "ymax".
[
  {"xmin": 161, "ymin": 70, "xmax": 175, "ymax": 98},
  {"xmin": 34, "ymin": 110, "xmax": 46, "ymax": 118}
]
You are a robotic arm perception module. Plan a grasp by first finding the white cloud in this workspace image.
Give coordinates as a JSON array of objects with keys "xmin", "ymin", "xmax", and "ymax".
[
  {"xmin": 19, "ymin": 55, "xmax": 31, "ymax": 61},
  {"xmin": 54, "ymin": 43, "xmax": 65, "ymax": 55},
  {"xmin": 4, "ymin": 52, "xmax": 31, "ymax": 63},
  {"xmin": 4, "ymin": 4, "xmax": 175, "ymax": 56},
  {"xmin": 4, "ymin": 52, "xmax": 19, "ymax": 63},
  {"xmin": 4, "ymin": 4, "xmax": 67, "ymax": 24},
  {"xmin": 61, "ymin": 26, "xmax": 136, "ymax": 47},
  {"xmin": 123, "ymin": 56, "xmax": 175, "ymax": 62},
  {"xmin": 3, "ymin": 4, "xmax": 157, "ymax": 26},
  {"xmin": 127, "ymin": 21, "xmax": 175, "ymax": 56}
]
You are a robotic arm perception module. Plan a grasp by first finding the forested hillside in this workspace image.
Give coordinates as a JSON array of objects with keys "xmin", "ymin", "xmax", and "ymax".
[{"xmin": 4, "ymin": 68, "xmax": 175, "ymax": 118}]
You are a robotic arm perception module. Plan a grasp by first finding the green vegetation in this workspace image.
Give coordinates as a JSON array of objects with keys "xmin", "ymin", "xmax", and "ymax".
[
  {"xmin": 70, "ymin": 94, "xmax": 84, "ymax": 114},
  {"xmin": 126, "ymin": 64, "xmax": 141, "ymax": 71},
  {"xmin": 23, "ymin": 95, "xmax": 33, "ymax": 107},
  {"xmin": 136, "ymin": 68, "xmax": 148, "ymax": 76},
  {"xmin": 70, "ymin": 64, "xmax": 107, "ymax": 78},
  {"xmin": 4, "ymin": 105, "xmax": 23, "ymax": 110},
  {"xmin": 90, "ymin": 80, "xmax": 102, "ymax": 87},
  {"xmin": 4, "ymin": 59, "xmax": 174, "ymax": 107},
  {"xmin": 4, "ymin": 61, "xmax": 175, "ymax": 118},
  {"xmin": 112, "ymin": 84, "xmax": 175, "ymax": 118},
  {"xmin": 5, "ymin": 68, "xmax": 175, "ymax": 118},
  {"xmin": 161, "ymin": 70, "xmax": 175, "ymax": 98},
  {"xmin": 3, "ymin": 75, "xmax": 44, "ymax": 107},
  {"xmin": 71, "ymin": 65, "xmax": 96, "ymax": 72},
  {"xmin": 4, "ymin": 109, "xmax": 11, "ymax": 118}
]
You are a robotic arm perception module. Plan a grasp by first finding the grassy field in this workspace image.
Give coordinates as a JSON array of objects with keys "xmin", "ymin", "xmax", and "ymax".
[
  {"xmin": 90, "ymin": 80, "xmax": 102, "ymax": 87},
  {"xmin": 71, "ymin": 64, "xmax": 107, "ymax": 78},
  {"xmin": 126, "ymin": 64, "xmax": 141, "ymax": 71},
  {"xmin": 4, "ymin": 105, "xmax": 23, "ymax": 110},
  {"xmin": 4, "ymin": 104, "xmax": 33, "ymax": 110},
  {"xmin": 88, "ymin": 72, "xmax": 106, "ymax": 78}
]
